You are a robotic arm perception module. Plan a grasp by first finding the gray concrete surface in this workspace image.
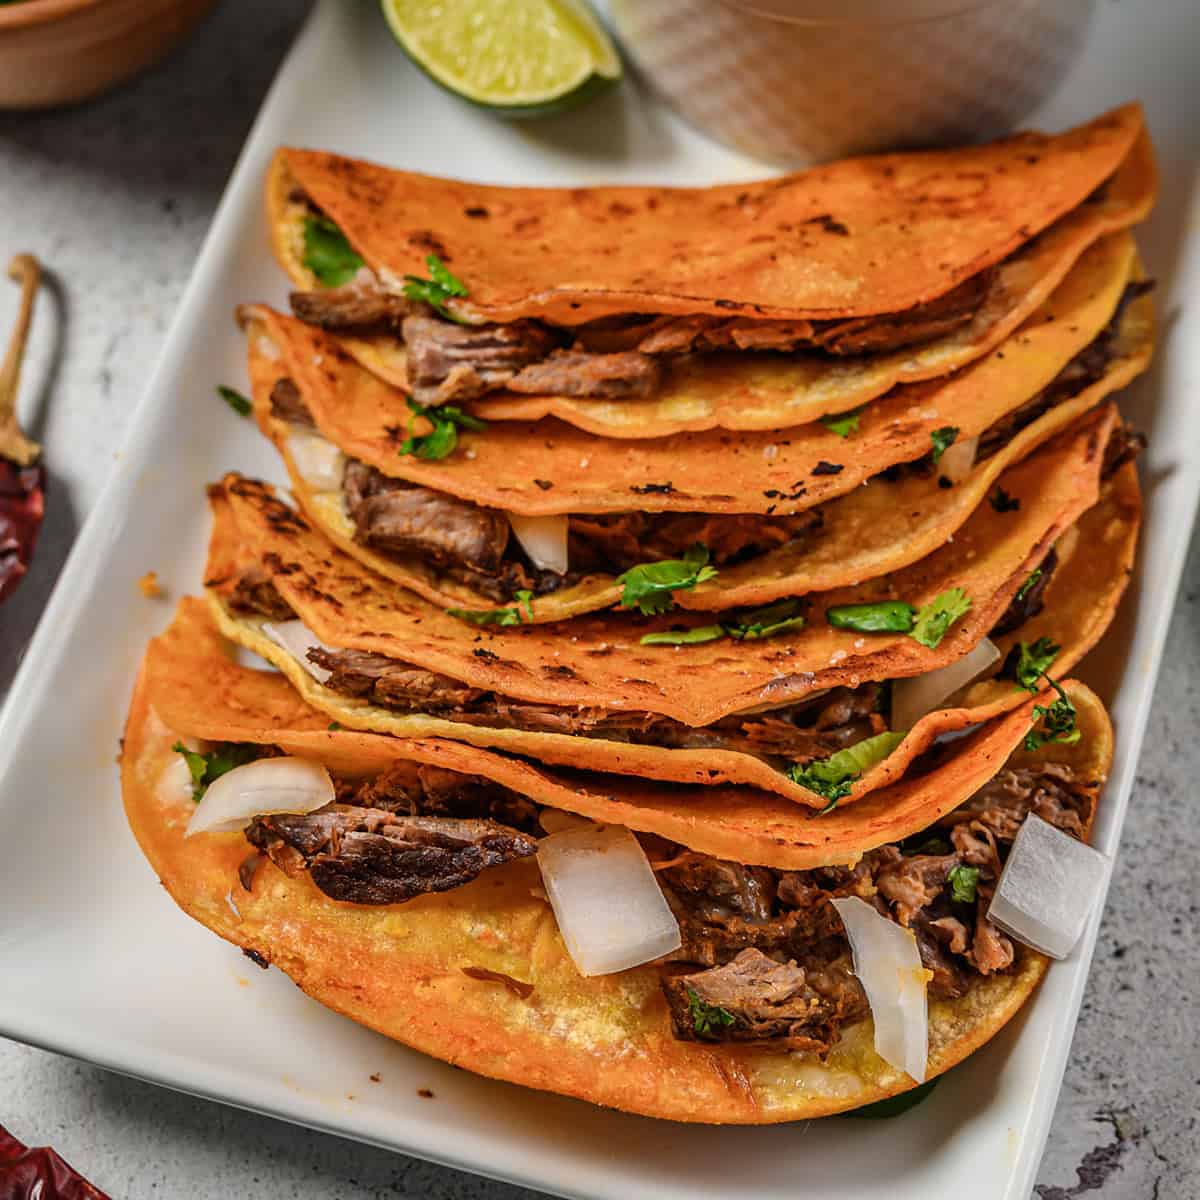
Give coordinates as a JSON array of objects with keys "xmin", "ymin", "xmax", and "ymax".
[{"xmin": 0, "ymin": 1, "xmax": 1195, "ymax": 1196}]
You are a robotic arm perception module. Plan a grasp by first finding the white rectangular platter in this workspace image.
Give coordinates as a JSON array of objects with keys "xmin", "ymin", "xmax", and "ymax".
[{"xmin": 0, "ymin": 2, "xmax": 1198, "ymax": 1197}]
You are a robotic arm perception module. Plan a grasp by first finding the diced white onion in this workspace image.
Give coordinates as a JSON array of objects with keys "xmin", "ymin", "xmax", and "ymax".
[
  {"xmin": 286, "ymin": 432, "xmax": 345, "ymax": 492},
  {"xmin": 508, "ymin": 512, "xmax": 569, "ymax": 575},
  {"xmin": 158, "ymin": 756, "xmax": 197, "ymax": 806},
  {"xmin": 537, "ymin": 824, "xmax": 681, "ymax": 976},
  {"xmin": 988, "ymin": 814, "xmax": 1108, "ymax": 959},
  {"xmin": 832, "ymin": 896, "xmax": 929, "ymax": 1082},
  {"xmin": 890, "ymin": 637, "xmax": 1001, "ymax": 730},
  {"xmin": 262, "ymin": 620, "xmax": 335, "ymax": 683},
  {"xmin": 938, "ymin": 435, "xmax": 978, "ymax": 484},
  {"xmin": 186, "ymin": 756, "xmax": 334, "ymax": 837},
  {"xmin": 538, "ymin": 808, "xmax": 596, "ymax": 835}
]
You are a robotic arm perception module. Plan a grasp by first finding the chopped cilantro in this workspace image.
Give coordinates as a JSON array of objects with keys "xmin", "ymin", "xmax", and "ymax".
[
  {"xmin": 901, "ymin": 833, "xmax": 952, "ymax": 857},
  {"xmin": 930, "ymin": 426, "xmax": 959, "ymax": 464},
  {"xmin": 399, "ymin": 397, "xmax": 486, "ymax": 461},
  {"xmin": 448, "ymin": 589, "xmax": 534, "ymax": 626},
  {"xmin": 826, "ymin": 599, "xmax": 916, "ymax": 635},
  {"xmin": 172, "ymin": 741, "xmax": 259, "ymax": 802},
  {"xmin": 1023, "ymin": 678, "xmax": 1081, "ymax": 751},
  {"xmin": 1011, "ymin": 636, "xmax": 1061, "ymax": 692},
  {"xmin": 327, "ymin": 722, "xmax": 342, "ymax": 731},
  {"xmin": 947, "ymin": 864, "xmax": 980, "ymax": 904},
  {"xmin": 217, "ymin": 385, "xmax": 251, "ymax": 417},
  {"xmin": 990, "ymin": 488, "xmax": 1020, "ymax": 513},
  {"xmin": 302, "ymin": 213, "xmax": 364, "ymax": 287},
  {"xmin": 1014, "ymin": 567, "xmax": 1043, "ymax": 604},
  {"xmin": 909, "ymin": 587, "xmax": 972, "ymax": 649},
  {"xmin": 640, "ymin": 624, "xmax": 726, "ymax": 646},
  {"xmin": 724, "ymin": 598, "xmax": 807, "ymax": 641},
  {"xmin": 787, "ymin": 730, "xmax": 907, "ymax": 809},
  {"xmin": 687, "ymin": 988, "xmax": 737, "ymax": 1038},
  {"xmin": 820, "ymin": 406, "xmax": 865, "ymax": 438},
  {"xmin": 403, "ymin": 253, "xmax": 470, "ymax": 322},
  {"xmin": 617, "ymin": 545, "xmax": 717, "ymax": 616},
  {"xmin": 841, "ymin": 1077, "xmax": 940, "ymax": 1119}
]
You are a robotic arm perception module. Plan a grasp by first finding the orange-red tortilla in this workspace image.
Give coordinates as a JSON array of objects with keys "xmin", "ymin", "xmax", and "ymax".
[
  {"xmin": 268, "ymin": 105, "xmax": 1144, "ymax": 324},
  {"xmin": 203, "ymin": 428, "xmax": 1130, "ymax": 807},
  {"xmin": 125, "ymin": 615, "xmax": 1113, "ymax": 1121}
]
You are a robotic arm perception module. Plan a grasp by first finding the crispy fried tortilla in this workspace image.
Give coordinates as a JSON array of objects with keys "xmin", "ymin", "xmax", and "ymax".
[
  {"xmin": 125, "ymin": 619, "xmax": 1112, "ymax": 1120},
  {"xmin": 269, "ymin": 105, "xmax": 1143, "ymax": 325},
  {"xmin": 273, "ymin": 129, "xmax": 1155, "ymax": 436},
  {"xmin": 202, "ymin": 437, "xmax": 1132, "ymax": 808},
  {"xmin": 245, "ymin": 267, "xmax": 1151, "ymax": 620}
]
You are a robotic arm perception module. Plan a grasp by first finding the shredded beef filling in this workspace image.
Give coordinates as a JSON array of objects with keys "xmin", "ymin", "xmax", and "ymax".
[
  {"xmin": 991, "ymin": 546, "xmax": 1059, "ymax": 638},
  {"xmin": 660, "ymin": 761, "xmax": 1093, "ymax": 1049}
]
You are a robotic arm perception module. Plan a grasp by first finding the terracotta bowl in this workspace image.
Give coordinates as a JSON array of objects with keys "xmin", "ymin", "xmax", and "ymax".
[{"xmin": 0, "ymin": 0, "xmax": 218, "ymax": 110}]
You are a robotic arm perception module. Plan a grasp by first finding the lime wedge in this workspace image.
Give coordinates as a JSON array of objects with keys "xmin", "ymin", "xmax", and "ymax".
[{"xmin": 381, "ymin": 0, "xmax": 621, "ymax": 117}]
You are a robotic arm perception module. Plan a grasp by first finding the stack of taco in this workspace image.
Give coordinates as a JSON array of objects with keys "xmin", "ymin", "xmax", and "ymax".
[{"xmin": 123, "ymin": 104, "xmax": 1155, "ymax": 1120}]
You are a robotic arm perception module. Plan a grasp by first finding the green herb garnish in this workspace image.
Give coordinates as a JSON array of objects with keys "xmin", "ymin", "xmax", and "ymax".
[
  {"xmin": 724, "ymin": 598, "xmax": 807, "ymax": 640},
  {"xmin": 820, "ymin": 406, "xmax": 865, "ymax": 438},
  {"xmin": 909, "ymin": 587, "xmax": 972, "ymax": 650},
  {"xmin": 687, "ymin": 988, "xmax": 737, "ymax": 1038},
  {"xmin": 1023, "ymin": 678, "xmax": 1081, "ymax": 751},
  {"xmin": 841, "ymin": 1077, "xmax": 940, "ymax": 1119},
  {"xmin": 617, "ymin": 545, "xmax": 717, "ymax": 616},
  {"xmin": 399, "ymin": 397, "xmax": 487, "ymax": 461},
  {"xmin": 640, "ymin": 625, "xmax": 726, "ymax": 646},
  {"xmin": 1014, "ymin": 567, "xmax": 1044, "ymax": 604},
  {"xmin": 302, "ymin": 213, "xmax": 364, "ymax": 287},
  {"xmin": 901, "ymin": 833, "xmax": 952, "ymax": 857},
  {"xmin": 448, "ymin": 589, "xmax": 534, "ymax": 626},
  {"xmin": 787, "ymin": 730, "xmax": 907, "ymax": 809},
  {"xmin": 826, "ymin": 599, "xmax": 916, "ymax": 635},
  {"xmin": 403, "ymin": 253, "xmax": 470, "ymax": 322},
  {"xmin": 217, "ymin": 385, "xmax": 251, "ymax": 417},
  {"xmin": 172, "ymin": 741, "xmax": 259, "ymax": 802},
  {"xmin": 1011, "ymin": 636, "xmax": 1061, "ymax": 692},
  {"xmin": 946, "ymin": 864, "xmax": 980, "ymax": 904},
  {"xmin": 930, "ymin": 426, "xmax": 959, "ymax": 464}
]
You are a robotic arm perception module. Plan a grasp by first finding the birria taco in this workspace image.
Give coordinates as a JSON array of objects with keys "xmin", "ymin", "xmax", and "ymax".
[
  {"xmin": 242, "ymin": 236, "xmax": 1152, "ymax": 622},
  {"xmin": 202, "ymin": 412, "xmax": 1138, "ymax": 808},
  {"xmin": 124, "ymin": 599, "xmax": 1113, "ymax": 1121},
  {"xmin": 265, "ymin": 106, "xmax": 1152, "ymax": 434}
]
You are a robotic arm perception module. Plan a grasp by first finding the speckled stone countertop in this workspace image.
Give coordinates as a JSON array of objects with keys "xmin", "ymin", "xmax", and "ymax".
[{"xmin": 0, "ymin": 2, "xmax": 1196, "ymax": 1197}]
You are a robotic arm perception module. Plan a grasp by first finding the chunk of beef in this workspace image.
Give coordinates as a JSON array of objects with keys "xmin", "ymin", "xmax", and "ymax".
[
  {"xmin": 269, "ymin": 378, "xmax": 316, "ymax": 429},
  {"xmin": 874, "ymin": 853, "xmax": 959, "ymax": 925},
  {"xmin": 343, "ymin": 459, "xmax": 510, "ymax": 573},
  {"xmin": 990, "ymin": 547, "xmax": 1058, "ymax": 637},
  {"xmin": 942, "ymin": 762, "xmax": 1092, "ymax": 843},
  {"xmin": 245, "ymin": 804, "xmax": 536, "ymax": 905},
  {"xmin": 507, "ymin": 349, "xmax": 662, "ymax": 399},
  {"xmin": 662, "ymin": 948, "xmax": 866, "ymax": 1052},
  {"xmin": 1101, "ymin": 422, "xmax": 1146, "ymax": 480},
  {"xmin": 290, "ymin": 273, "xmax": 413, "ymax": 333},
  {"xmin": 307, "ymin": 646, "xmax": 486, "ymax": 712},
  {"xmin": 402, "ymin": 314, "xmax": 559, "ymax": 407}
]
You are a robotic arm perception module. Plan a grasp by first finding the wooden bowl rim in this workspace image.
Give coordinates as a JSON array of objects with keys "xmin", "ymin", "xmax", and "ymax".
[{"xmin": 0, "ymin": 0, "xmax": 123, "ymax": 31}]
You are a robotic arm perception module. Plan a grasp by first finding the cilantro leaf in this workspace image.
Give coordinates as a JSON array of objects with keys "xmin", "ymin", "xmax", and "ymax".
[
  {"xmin": 724, "ymin": 598, "xmax": 807, "ymax": 640},
  {"xmin": 1023, "ymin": 678, "xmax": 1081, "ymax": 751},
  {"xmin": 302, "ymin": 214, "xmax": 364, "ymax": 287},
  {"xmin": 946, "ymin": 864, "xmax": 980, "ymax": 904},
  {"xmin": 990, "ymin": 488, "xmax": 1020, "ymax": 513},
  {"xmin": 930, "ymin": 426, "xmax": 959, "ymax": 464},
  {"xmin": 217, "ymin": 385, "xmax": 251, "ymax": 417},
  {"xmin": 617, "ymin": 545, "xmax": 718, "ymax": 616},
  {"xmin": 172, "ymin": 741, "xmax": 259, "ymax": 802},
  {"xmin": 820, "ymin": 406, "xmax": 865, "ymax": 438},
  {"xmin": 1011, "ymin": 636, "xmax": 1061, "ymax": 692},
  {"xmin": 640, "ymin": 625, "xmax": 726, "ymax": 646},
  {"xmin": 901, "ymin": 833, "xmax": 952, "ymax": 857},
  {"xmin": 687, "ymin": 988, "xmax": 737, "ymax": 1038},
  {"xmin": 826, "ymin": 599, "xmax": 916, "ymax": 635},
  {"xmin": 841, "ymin": 1077, "xmax": 940, "ymax": 1119},
  {"xmin": 909, "ymin": 587, "xmax": 971, "ymax": 649},
  {"xmin": 448, "ymin": 589, "xmax": 534, "ymax": 626},
  {"xmin": 1014, "ymin": 567, "xmax": 1043, "ymax": 603},
  {"xmin": 399, "ymin": 398, "xmax": 487, "ymax": 461},
  {"xmin": 787, "ymin": 730, "xmax": 907, "ymax": 809},
  {"xmin": 403, "ymin": 253, "xmax": 470, "ymax": 322}
]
